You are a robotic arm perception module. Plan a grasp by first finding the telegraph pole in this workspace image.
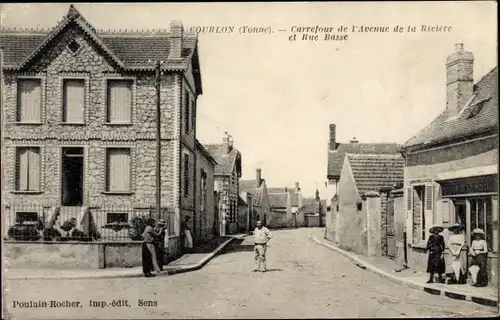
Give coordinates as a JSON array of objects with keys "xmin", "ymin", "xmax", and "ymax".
[{"xmin": 155, "ymin": 60, "xmax": 163, "ymax": 220}]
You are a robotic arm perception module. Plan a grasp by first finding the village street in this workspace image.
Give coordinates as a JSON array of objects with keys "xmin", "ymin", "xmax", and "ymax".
[{"xmin": 4, "ymin": 228, "xmax": 496, "ymax": 319}]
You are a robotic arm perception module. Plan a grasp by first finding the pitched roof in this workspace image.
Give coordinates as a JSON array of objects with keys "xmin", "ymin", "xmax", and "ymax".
[
  {"xmin": 346, "ymin": 154, "xmax": 404, "ymax": 195},
  {"xmin": 204, "ymin": 144, "xmax": 240, "ymax": 176},
  {"xmin": 269, "ymin": 193, "xmax": 288, "ymax": 209},
  {"xmin": 299, "ymin": 198, "xmax": 327, "ymax": 214},
  {"xmin": 239, "ymin": 180, "xmax": 261, "ymax": 193},
  {"xmin": 327, "ymin": 142, "xmax": 401, "ymax": 179},
  {"xmin": 0, "ymin": 5, "xmax": 200, "ymax": 89},
  {"xmin": 195, "ymin": 140, "xmax": 217, "ymax": 166},
  {"xmin": 403, "ymin": 67, "xmax": 498, "ymax": 149},
  {"xmin": 267, "ymin": 187, "xmax": 288, "ymax": 194}
]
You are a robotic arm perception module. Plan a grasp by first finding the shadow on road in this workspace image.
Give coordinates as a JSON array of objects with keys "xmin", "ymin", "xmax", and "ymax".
[
  {"xmin": 262, "ymin": 268, "xmax": 284, "ymax": 272},
  {"xmin": 219, "ymin": 238, "xmax": 254, "ymax": 255},
  {"xmin": 191, "ymin": 236, "xmax": 232, "ymax": 254}
]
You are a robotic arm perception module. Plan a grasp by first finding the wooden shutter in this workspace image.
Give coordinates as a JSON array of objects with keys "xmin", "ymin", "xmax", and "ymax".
[
  {"xmin": 191, "ymin": 99, "xmax": 196, "ymax": 130},
  {"xmin": 184, "ymin": 92, "xmax": 190, "ymax": 134},
  {"xmin": 183, "ymin": 154, "xmax": 189, "ymax": 196},
  {"xmin": 406, "ymin": 186, "xmax": 413, "ymax": 243},
  {"xmin": 17, "ymin": 79, "xmax": 41, "ymax": 122},
  {"xmin": 424, "ymin": 184, "xmax": 434, "ymax": 239},
  {"xmin": 63, "ymin": 79, "xmax": 85, "ymax": 123},
  {"xmin": 442, "ymin": 199, "xmax": 450, "ymax": 224},
  {"xmin": 107, "ymin": 80, "xmax": 132, "ymax": 123},
  {"xmin": 16, "ymin": 148, "xmax": 29, "ymax": 190},
  {"xmin": 107, "ymin": 148, "xmax": 131, "ymax": 192}
]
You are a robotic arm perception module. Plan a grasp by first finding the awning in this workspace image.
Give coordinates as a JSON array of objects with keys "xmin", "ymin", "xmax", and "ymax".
[{"xmin": 436, "ymin": 165, "xmax": 497, "ymax": 181}]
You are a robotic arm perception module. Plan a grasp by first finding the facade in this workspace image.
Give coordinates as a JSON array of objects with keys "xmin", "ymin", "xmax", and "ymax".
[
  {"xmin": 0, "ymin": 6, "xmax": 204, "ymax": 254},
  {"xmin": 333, "ymin": 153, "xmax": 404, "ymax": 256},
  {"xmin": 237, "ymin": 193, "xmax": 253, "ymax": 233},
  {"xmin": 195, "ymin": 141, "xmax": 217, "ymax": 242},
  {"xmin": 239, "ymin": 168, "xmax": 271, "ymax": 229},
  {"xmin": 267, "ymin": 183, "xmax": 304, "ymax": 228},
  {"xmin": 204, "ymin": 133, "xmax": 242, "ymax": 234},
  {"xmin": 299, "ymin": 191, "xmax": 326, "ymax": 228},
  {"xmin": 401, "ymin": 44, "xmax": 498, "ymax": 285}
]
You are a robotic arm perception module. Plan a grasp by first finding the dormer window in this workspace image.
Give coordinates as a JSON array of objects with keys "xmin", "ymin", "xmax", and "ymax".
[{"xmin": 68, "ymin": 40, "xmax": 80, "ymax": 54}]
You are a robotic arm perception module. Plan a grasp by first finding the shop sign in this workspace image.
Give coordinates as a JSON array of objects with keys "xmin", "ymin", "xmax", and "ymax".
[{"xmin": 441, "ymin": 174, "xmax": 498, "ymax": 197}]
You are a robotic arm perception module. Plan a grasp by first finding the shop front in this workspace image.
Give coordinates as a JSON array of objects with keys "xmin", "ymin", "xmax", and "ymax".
[{"xmin": 438, "ymin": 174, "xmax": 498, "ymax": 286}]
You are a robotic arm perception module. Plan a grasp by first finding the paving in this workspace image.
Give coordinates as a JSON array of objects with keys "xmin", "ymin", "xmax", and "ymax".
[
  {"xmin": 3, "ymin": 228, "xmax": 496, "ymax": 319},
  {"xmin": 311, "ymin": 230, "xmax": 498, "ymax": 307}
]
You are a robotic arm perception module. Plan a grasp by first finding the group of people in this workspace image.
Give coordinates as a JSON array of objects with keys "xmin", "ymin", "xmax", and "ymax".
[
  {"xmin": 426, "ymin": 223, "xmax": 489, "ymax": 287},
  {"xmin": 141, "ymin": 215, "xmax": 194, "ymax": 277}
]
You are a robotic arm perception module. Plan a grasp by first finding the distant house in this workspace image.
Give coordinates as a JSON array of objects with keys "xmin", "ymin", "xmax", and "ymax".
[
  {"xmin": 267, "ymin": 183, "xmax": 304, "ymax": 228},
  {"xmin": 238, "ymin": 193, "xmax": 252, "ymax": 233},
  {"xmin": 400, "ymin": 44, "xmax": 498, "ymax": 284},
  {"xmin": 299, "ymin": 190, "xmax": 327, "ymax": 228},
  {"xmin": 326, "ymin": 126, "xmax": 400, "ymax": 196},
  {"xmin": 335, "ymin": 154, "xmax": 404, "ymax": 256},
  {"xmin": 204, "ymin": 133, "xmax": 242, "ymax": 235},
  {"xmin": 239, "ymin": 168, "xmax": 270, "ymax": 229}
]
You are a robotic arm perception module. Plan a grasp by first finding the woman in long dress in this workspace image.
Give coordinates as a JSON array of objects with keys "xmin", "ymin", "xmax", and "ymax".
[
  {"xmin": 181, "ymin": 216, "xmax": 194, "ymax": 253},
  {"xmin": 426, "ymin": 225, "xmax": 446, "ymax": 283},
  {"xmin": 469, "ymin": 228, "xmax": 489, "ymax": 287},
  {"xmin": 447, "ymin": 223, "xmax": 467, "ymax": 284}
]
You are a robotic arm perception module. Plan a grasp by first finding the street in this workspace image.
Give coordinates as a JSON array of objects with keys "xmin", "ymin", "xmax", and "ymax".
[{"xmin": 4, "ymin": 228, "xmax": 497, "ymax": 319}]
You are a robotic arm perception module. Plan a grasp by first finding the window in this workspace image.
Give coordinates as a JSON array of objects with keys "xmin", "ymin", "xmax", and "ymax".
[
  {"xmin": 107, "ymin": 80, "xmax": 132, "ymax": 123},
  {"xmin": 68, "ymin": 40, "xmax": 80, "ymax": 53},
  {"xmin": 184, "ymin": 91, "xmax": 190, "ymax": 134},
  {"xmin": 470, "ymin": 198, "xmax": 494, "ymax": 252},
  {"xmin": 15, "ymin": 147, "xmax": 41, "ymax": 191},
  {"xmin": 183, "ymin": 153, "xmax": 189, "ymax": 197},
  {"xmin": 17, "ymin": 79, "xmax": 41, "ymax": 123},
  {"xmin": 15, "ymin": 212, "xmax": 38, "ymax": 225},
  {"xmin": 105, "ymin": 148, "xmax": 131, "ymax": 192},
  {"xmin": 62, "ymin": 79, "xmax": 85, "ymax": 123},
  {"xmin": 201, "ymin": 170, "xmax": 207, "ymax": 211},
  {"xmin": 191, "ymin": 99, "xmax": 196, "ymax": 130},
  {"xmin": 106, "ymin": 213, "xmax": 128, "ymax": 224}
]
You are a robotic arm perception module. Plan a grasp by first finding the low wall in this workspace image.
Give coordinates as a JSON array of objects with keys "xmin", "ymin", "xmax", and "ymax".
[{"xmin": 4, "ymin": 237, "xmax": 182, "ymax": 269}]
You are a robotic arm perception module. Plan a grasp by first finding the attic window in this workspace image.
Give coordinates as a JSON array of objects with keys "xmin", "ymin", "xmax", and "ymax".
[
  {"xmin": 68, "ymin": 40, "xmax": 80, "ymax": 53},
  {"xmin": 466, "ymin": 98, "xmax": 490, "ymax": 119}
]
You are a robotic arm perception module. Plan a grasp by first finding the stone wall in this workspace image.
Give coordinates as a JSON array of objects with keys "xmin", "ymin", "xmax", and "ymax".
[{"xmin": 195, "ymin": 148, "xmax": 216, "ymax": 241}]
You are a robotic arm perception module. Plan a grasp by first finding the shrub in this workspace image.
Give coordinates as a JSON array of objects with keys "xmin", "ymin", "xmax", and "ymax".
[{"xmin": 8, "ymin": 224, "xmax": 41, "ymax": 241}]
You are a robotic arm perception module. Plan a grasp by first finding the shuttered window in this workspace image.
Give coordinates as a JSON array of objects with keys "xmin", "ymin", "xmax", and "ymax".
[
  {"xmin": 191, "ymin": 99, "xmax": 196, "ymax": 130},
  {"xmin": 406, "ymin": 187, "xmax": 412, "ymax": 211},
  {"xmin": 17, "ymin": 79, "xmax": 41, "ymax": 122},
  {"xmin": 184, "ymin": 91, "xmax": 190, "ymax": 134},
  {"xmin": 62, "ymin": 79, "xmax": 85, "ymax": 123},
  {"xmin": 107, "ymin": 80, "xmax": 132, "ymax": 123},
  {"xmin": 183, "ymin": 153, "xmax": 189, "ymax": 197},
  {"xmin": 16, "ymin": 147, "xmax": 41, "ymax": 191},
  {"xmin": 106, "ymin": 148, "xmax": 131, "ymax": 192},
  {"xmin": 425, "ymin": 185, "xmax": 433, "ymax": 211}
]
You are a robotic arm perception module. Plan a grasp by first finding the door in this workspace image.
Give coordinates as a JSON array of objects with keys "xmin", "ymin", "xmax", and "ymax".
[
  {"xmin": 387, "ymin": 198, "xmax": 396, "ymax": 258},
  {"xmin": 61, "ymin": 147, "xmax": 84, "ymax": 206}
]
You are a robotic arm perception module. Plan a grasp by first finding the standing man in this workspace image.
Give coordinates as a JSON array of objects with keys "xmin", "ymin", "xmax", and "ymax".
[
  {"xmin": 142, "ymin": 218, "xmax": 161, "ymax": 277},
  {"xmin": 154, "ymin": 219, "xmax": 168, "ymax": 271},
  {"xmin": 253, "ymin": 220, "xmax": 272, "ymax": 272}
]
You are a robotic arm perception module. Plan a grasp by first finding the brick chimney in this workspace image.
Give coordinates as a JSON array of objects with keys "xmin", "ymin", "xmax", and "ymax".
[
  {"xmin": 295, "ymin": 182, "xmax": 300, "ymax": 191},
  {"xmin": 329, "ymin": 124, "xmax": 336, "ymax": 151},
  {"xmin": 222, "ymin": 132, "xmax": 230, "ymax": 154},
  {"xmin": 169, "ymin": 21, "xmax": 183, "ymax": 60},
  {"xmin": 256, "ymin": 168, "xmax": 262, "ymax": 187},
  {"xmin": 227, "ymin": 135, "xmax": 233, "ymax": 152},
  {"xmin": 350, "ymin": 137, "xmax": 359, "ymax": 143},
  {"xmin": 446, "ymin": 43, "xmax": 474, "ymax": 116}
]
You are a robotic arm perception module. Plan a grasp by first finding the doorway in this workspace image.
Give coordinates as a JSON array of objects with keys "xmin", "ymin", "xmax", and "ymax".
[{"xmin": 61, "ymin": 147, "xmax": 84, "ymax": 206}]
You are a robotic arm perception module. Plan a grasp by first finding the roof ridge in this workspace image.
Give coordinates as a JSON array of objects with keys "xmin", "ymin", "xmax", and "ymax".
[{"xmin": 0, "ymin": 28, "xmax": 53, "ymax": 34}]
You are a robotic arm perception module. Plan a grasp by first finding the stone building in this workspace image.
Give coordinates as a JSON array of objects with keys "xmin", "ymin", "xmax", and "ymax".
[
  {"xmin": 239, "ymin": 168, "xmax": 271, "ymax": 229},
  {"xmin": 195, "ymin": 141, "xmax": 217, "ymax": 242},
  {"xmin": 0, "ymin": 5, "xmax": 206, "ymax": 252},
  {"xmin": 204, "ymin": 133, "xmax": 242, "ymax": 234},
  {"xmin": 332, "ymin": 153, "xmax": 404, "ymax": 256},
  {"xmin": 401, "ymin": 44, "xmax": 498, "ymax": 285}
]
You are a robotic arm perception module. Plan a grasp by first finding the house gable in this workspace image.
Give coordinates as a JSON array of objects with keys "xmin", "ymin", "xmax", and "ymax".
[
  {"xmin": 16, "ymin": 6, "xmax": 125, "ymax": 73},
  {"xmin": 338, "ymin": 155, "xmax": 361, "ymax": 206}
]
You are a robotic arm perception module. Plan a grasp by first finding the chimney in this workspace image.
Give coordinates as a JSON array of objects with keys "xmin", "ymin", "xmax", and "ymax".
[
  {"xmin": 350, "ymin": 137, "xmax": 359, "ymax": 143},
  {"xmin": 169, "ymin": 21, "xmax": 184, "ymax": 60},
  {"xmin": 222, "ymin": 132, "xmax": 230, "ymax": 154},
  {"xmin": 295, "ymin": 182, "xmax": 300, "ymax": 191},
  {"xmin": 256, "ymin": 168, "xmax": 262, "ymax": 187},
  {"xmin": 315, "ymin": 189, "xmax": 320, "ymax": 201},
  {"xmin": 446, "ymin": 43, "xmax": 474, "ymax": 116},
  {"xmin": 228, "ymin": 135, "xmax": 234, "ymax": 152},
  {"xmin": 329, "ymin": 124, "xmax": 336, "ymax": 151}
]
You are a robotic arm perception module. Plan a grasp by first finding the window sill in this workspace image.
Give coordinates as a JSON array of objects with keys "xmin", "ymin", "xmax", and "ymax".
[
  {"xmin": 11, "ymin": 190, "xmax": 43, "ymax": 195},
  {"xmin": 60, "ymin": 122, "xmax": 86, "ymax": 126},
  {"xmin": 104, "ymin": 122, "xmax": 133, "ymax": 126},
  {"xmin": 13, "ymin": 122, "xmax": 42, "ymax": 125},
  {"xmin": 101, "ymin": 191, "xmax": 134, "ymax": 195}
]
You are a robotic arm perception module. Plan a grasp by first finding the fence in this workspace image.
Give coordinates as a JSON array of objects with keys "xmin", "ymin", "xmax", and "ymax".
[{"xmin": 3, "ymin": 203, "xmax": 177, "ymax": 242}]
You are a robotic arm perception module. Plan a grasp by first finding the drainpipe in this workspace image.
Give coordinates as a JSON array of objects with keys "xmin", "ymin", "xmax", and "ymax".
[{"xmin": 400, "ymin": 150, "xmax": 409, "ymax": 268}]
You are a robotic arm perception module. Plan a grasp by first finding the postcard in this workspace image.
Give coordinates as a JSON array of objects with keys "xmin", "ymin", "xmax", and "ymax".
[{"xmin": 1, "ymin": 2, "xmax": 498, "ymax": 319}]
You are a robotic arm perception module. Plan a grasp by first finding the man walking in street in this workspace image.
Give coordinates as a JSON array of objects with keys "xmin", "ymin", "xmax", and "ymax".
[{"xmin": 253, "ymin": 220, "xmax": 272, "ymax": 272}]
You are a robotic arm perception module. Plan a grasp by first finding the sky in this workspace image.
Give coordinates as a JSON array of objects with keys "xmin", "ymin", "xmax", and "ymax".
[{"xmin": 1, "ymin": 2, "xmax": 497, "ymax": 199}]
